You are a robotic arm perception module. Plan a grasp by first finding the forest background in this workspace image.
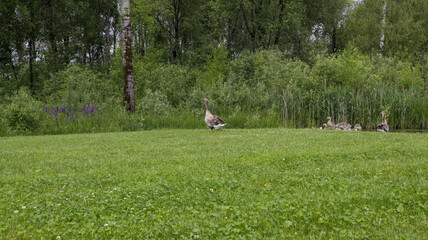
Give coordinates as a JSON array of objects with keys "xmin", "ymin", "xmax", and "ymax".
[{"xmin": 1, "ymin": 0, "xmax": 427, "ymax": 135}]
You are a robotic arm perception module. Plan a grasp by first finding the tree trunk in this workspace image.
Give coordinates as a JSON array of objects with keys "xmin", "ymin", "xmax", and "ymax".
[
  {"xmin": 172, "ymin": 0, "xmax": 181, "ymax": 62},
  {"xmin": 331, "ymin": 25, "xmax": 337, "ymax": 53},
  {"xmin": 29, "ymin": 38, "xmax": 34, "ymax": 93},
  {"xmin": 7, "ymin": 47, "xmax": 18, "ymax": 82},
  {"xmin": 241, "ymin": 5, "xmax": 256, "ymax": 52},
  {"xmin": 121, "ymin": 0, "xmax": 135, "ymax": 112},
  {"xmin": 46, "ymin": 0, "xmax": 57, "ymax": 55},
  {"xmin": 274, "ymin": 0, "xmax": 284, "ymax": 46},
  {"xmin": 379, "ymin": 1, "xmax": 387, "ymax": 53}
]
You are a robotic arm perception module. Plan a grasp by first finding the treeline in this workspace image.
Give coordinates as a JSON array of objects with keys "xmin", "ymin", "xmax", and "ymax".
[{"xmin": 0, "ymin": 0, "xmax": 428, "ymax": 135}]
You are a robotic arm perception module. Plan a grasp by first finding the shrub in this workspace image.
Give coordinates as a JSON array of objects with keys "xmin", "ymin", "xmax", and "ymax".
[
  {"xmin": 0, "ymin": 105, "xmax": 6, "ymax": 136},
  {"xmin": 373, "ymin": 56, "xmax": 424, "ymax": 89},
  {"xmin": 312, "ymin": 48, "xmax": 382, "ymax": 90},
  {"xmin": 43, "ymin": 64, "xmax": 115, "ymax": 107},
  {"xmin": 227, "ymin": 50, "xmax": 259, "ymax": 87},
  {"xmin": 136, "ymin": 89, "xmax": 173, "ymax": 117},
  {"xmin": 181, "ymin": 87, "xmax": 207, "ymax": 116},
  {"xmin": 3, "ymin": 87, "xmax": 43, "ymax": 134},
  {"xmin": 134, "ymin": 62, "xmax": 197, "ymax": 107},
  {"xmin": 197, "ymin": 44, "xmax": 229, "ymax": 91}
]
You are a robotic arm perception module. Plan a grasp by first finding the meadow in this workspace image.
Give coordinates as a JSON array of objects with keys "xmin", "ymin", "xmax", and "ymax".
[{"xmin": 0, "ymin": 129, "xmax": 427, "ymax": 239}]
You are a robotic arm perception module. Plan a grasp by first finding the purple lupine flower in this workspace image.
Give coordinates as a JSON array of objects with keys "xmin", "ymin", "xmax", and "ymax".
[
  {"xmin": 85, "ymin": 104, "xmax": 89, "ymax": 114},
  {"xmin": 87, "ymin": 105, "xmax": 91, "ymax": 117},
  {"xmin": 56, "ymin": 106, "xmax": 59, "ymax": 113},
  {"xmin": 68, "ymin": 112, "xmax": 71, "ymax": 122},
  {"xmin": 44, "ymin": 104, "xmax": 48, "ymax": 112}
]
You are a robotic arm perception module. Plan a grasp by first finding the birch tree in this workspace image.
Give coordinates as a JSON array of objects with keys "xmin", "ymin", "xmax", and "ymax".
[
  {"xmin": 379, "ymin": 1, "xmax": 386, "ymax": 53},
  {"xmin": 121, "ymin": 0, "xmax": 135, "ymax": 112}
]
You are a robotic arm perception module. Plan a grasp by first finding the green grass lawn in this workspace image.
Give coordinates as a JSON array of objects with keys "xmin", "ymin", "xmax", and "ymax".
[{"xmin": 1, "ymin": 129, "xmax": 427, "ymax": 239}]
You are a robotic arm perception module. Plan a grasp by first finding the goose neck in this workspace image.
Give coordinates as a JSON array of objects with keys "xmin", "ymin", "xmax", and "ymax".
[{"xmin": 205, "ymin": 100, "xmax": 210, "ymax": 112}]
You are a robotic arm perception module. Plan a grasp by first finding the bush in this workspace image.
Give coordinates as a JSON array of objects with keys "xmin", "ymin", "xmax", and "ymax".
[
  {"xmin": 181, "ymin": 87, "xmax": 207, "ymax": 116},
  {"xmin": 3, "ymin": 87, "xmax": 43, "ymax": 134},
  {"xmin": 312, "ymin": 48, "xmax": 376, "ymax": 89},
  {"xmin": 0, "ymin": 106, "xmax": 6, "ymax": 136},
  {"xmin": 134, "ymin": 62, "xmax": 197, "ymax": 107},
  {"xmin": 43, "ymin": 64, "xmax": 115, "ymax": 107},
  {"xmin": 38, "ymin": 97, "xmax": 146, "ymax": 135},
  {"xmin": 197, "ymin": 44, "xmax": 229, "ymax": 91},
  {"xmin": 136, "ymin": 89, "xmax": 173, "ymax": 117}
]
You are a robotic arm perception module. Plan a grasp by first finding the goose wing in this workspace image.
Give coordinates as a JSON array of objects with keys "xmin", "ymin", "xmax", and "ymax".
[
  {"xmin": 211, "ymin": 115, "xmax": 226, "ymax": 126},
  {"xmin": 376, "ymin": 123, "xmax": 389, "ymax": 132}
]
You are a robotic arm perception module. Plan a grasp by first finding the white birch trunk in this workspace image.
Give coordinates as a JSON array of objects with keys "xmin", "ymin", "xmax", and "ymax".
[
  {"xmin": 121, "ymin": 0, "xmax": 135, "ymax": 112},
  {"xmin": 379, "ymin": 1, "xmax": 387, "ymax": 53}
]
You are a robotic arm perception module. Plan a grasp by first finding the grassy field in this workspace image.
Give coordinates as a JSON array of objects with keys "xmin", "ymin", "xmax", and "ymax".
[{"xmin": 0, "ymin": 129, "xmax": 427, "ymax": 239}]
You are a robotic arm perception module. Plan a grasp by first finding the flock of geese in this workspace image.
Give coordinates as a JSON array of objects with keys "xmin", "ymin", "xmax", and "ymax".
[
  {"xmin": 317, "ymin": 111, "xmax": 389, "ymax": 132},
  {"xmin": 317, "ymin": 117, "xmax": 362, "ymax": 131},
  {"xmin": 203, "ymin": 98, "xmax": 389, "ymax": 132}
]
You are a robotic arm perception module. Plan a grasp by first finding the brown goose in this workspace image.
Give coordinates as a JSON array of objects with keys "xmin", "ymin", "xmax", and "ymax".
[
  {"xmin": 336, "ymin": 122, "xmax": 352, "ymax": 131},
  {"xmin": 326, "ymin": 117, "xmax": 336, "ymax": 130},
  {"xmin": 204, "ymin": 98, "xmax": 227, "ymax": 130},
  {"xmin": 352, "ymin": 124, "xmax": 362, "ymax": 131},
  {"xmin": 376, "ymin": 111, "xmax": 389, "ymax": 132}
]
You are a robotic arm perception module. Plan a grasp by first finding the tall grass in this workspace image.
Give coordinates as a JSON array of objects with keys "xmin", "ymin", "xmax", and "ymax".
[
  {"xmin": 1, "ymin": 85, "xmax": 425, "ymax": 137},
  {"xmin": 36, "ymin": 104, "xmax": 144, "ymax": 135},
  {"xmin": 274, "ymin": 86, "xmax": 427, "ymax": 129},
  {"xmin": 143, "ymin": 84, "xmax": 427, "ymax": 130}
]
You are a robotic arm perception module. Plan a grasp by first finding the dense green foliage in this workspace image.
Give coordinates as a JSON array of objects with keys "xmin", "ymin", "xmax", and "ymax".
[
  {"xmin": 43, "ymin": 65, "xmax": 116, "ymax": 107},
  {"xmin": 1, "ymin": 48, "xmax": 428, "ymax": 135},
  {"xmin": 1, "ymin": 0, "xmax": 428, "ymax": 135},
  {"xmin": 1, "ymin": 129, "xmax": 427, "ymax": 238},
  {"xmin": 2, "ymin": 87, "xmax": 43, "ymax": 134}
]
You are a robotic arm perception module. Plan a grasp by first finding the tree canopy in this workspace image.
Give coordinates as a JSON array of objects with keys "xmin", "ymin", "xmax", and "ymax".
[{"xmin": 1, "ymin": 0, "xmax": 427, "ymax": 99}]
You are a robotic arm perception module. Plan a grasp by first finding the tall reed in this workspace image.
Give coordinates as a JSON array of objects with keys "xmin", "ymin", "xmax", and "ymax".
[{"xmin": 273, "ymin": 85, "xmax": 427, "ymax": 129}]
